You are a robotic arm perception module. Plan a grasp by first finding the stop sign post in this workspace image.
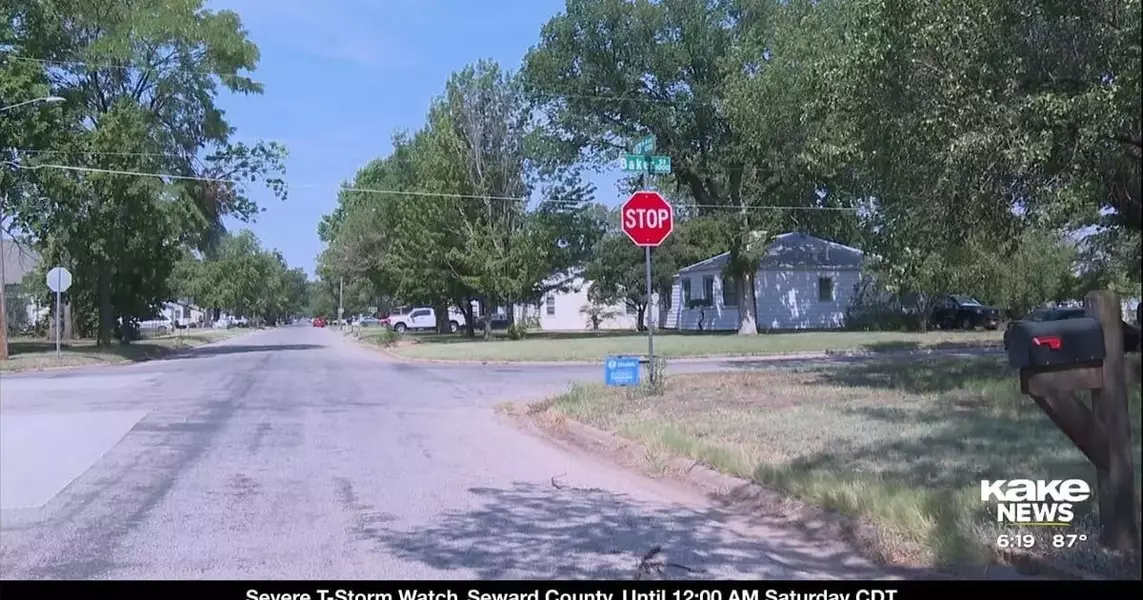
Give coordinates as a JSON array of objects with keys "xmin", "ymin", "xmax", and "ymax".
[
  {"xmin": 621, "ymin": 191, "xmax": 674, "ymax": 384},
  {"xmin": 46, "ymin": 267, "xmax": 72, "ymax": 357}
]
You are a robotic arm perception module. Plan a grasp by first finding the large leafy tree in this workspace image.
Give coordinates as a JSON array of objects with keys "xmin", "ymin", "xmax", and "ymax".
[
  {"xmin": 522, "ymin": 0, "xmax": 864, "ymax": 334},
  {"xmin": 838, "ymin": 0, "xmax": 1141, "ymax": 313},
  {"xmin": 2, "ymin": 0, "xmax": 287, "ymax": 346}
]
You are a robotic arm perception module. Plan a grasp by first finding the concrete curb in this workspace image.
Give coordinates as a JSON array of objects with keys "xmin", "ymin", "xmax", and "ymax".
[
  {"xmin": 354, "ymin": 339, "xmax": 1003, "ymax": 367},
  {"xmin": 521, "ymin": 411, "xmax": 1104, "ymax": 581}
]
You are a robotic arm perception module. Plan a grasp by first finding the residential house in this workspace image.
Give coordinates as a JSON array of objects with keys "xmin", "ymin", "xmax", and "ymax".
[
  {"xmin": 161, "ymin": 299, "xmax": 207, "ymax": 328},
  {"xmin": 1, "ymin": 238, "xmax": 47, "ymax": 330},
  {"xmin": 665, "ymin": 232, "xmax": 864, "ymax": 331},
  {"xmin": 515, "ymin": 271, "xmax": 663, "ymax": 331}
]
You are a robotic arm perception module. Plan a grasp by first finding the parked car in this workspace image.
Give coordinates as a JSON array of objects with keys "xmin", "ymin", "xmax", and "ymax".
[
  {"xmin": 382, "ymin": 307, "xmax": 466, "ymax": 333},
  {"xmin": 137, "ymin": 316, "xmax": 173, "ymax": 335},
  {"xmin": 357, "ymin": 316, "xmax": 383, "ymax": 327},
  {"xmin": 312, "ymin": 317, "xmax": 326, "ymax": 328},
  {"xmin": 1003, "ymin": 306, "xmax": 1141, "ymax": 352},
  {"xmin": 930, "ymin": 294, "xmax": 1004, "ymax": 330}
]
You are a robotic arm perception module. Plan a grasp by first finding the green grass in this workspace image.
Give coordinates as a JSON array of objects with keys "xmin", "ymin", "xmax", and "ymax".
[
  {"xmin": 534, "ymin": 355, "xmax": 1143, "ymax": 576},
  {"xmin": 382, "ymin": 329, "xmax": 1003, "ymax": 362},
  {"xmin": 0, "ymin": 328, "xmax": 252, "ymax": 373}
]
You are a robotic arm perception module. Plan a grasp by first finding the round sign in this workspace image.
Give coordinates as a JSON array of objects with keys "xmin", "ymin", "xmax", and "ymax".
[
  {"xmin": 621, "ymin": 190, "xmax": 674, "ymax": 247},
  {"xmin": 46, "ymin": 266, "xmax": 72, "ymax": 293}
]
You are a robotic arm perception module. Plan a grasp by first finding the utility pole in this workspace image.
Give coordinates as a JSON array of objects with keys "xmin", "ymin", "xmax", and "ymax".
[
  {"xmin": 338, "ymin": 277, "xmax": 344, "ymax": 328},
  {"xmin": 0, "ymin": 202, "xmax": 8, "ymax": 360}
]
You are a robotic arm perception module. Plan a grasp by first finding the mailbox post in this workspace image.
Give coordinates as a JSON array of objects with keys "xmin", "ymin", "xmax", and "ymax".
[{"xmin": 1006, "ymin": 290, "xmax": 1140, "ymax": 559}]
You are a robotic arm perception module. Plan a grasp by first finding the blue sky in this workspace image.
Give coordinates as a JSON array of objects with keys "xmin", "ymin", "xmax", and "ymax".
[{"xmin": 212, "ymin": 0, "xmax": 623, "ymax": 277}]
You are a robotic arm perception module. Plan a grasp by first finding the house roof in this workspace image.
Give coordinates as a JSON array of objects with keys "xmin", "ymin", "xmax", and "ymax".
[
  {"xmin": 677, "ymin": 232, "xmax": 864, "ymax": 275},
  {"xmin": 1, "ymin": 239, "xmax": 42, "ymax": 286}
]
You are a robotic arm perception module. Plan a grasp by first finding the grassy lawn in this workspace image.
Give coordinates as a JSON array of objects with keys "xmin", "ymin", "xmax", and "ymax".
[
  {"xmin": 380, "ymin": 329, "xmax": 1003, "ymax": 362},
  {"xmin": 528, "ymin": 355, "xmax": 1142, "ymax": 576},
  {"xmin": 0, "ymin": 328, "xmax": 252, "ymax": 373}
]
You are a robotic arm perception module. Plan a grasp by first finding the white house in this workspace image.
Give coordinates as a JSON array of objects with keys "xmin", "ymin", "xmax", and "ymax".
[
  {"xmin": 1, "ymin": 239, "xmax": 48, "ymax": 329},
  {"xmin": 161, "ymin": 299, "xmax": 208, "ymax": 328},
  {"xmin": 665, "ymin": 232, "xmax": 864, "ymax": 331},
  {"xmin": 515, "ymin": 271, "xmax": 663, "ymax": 331}
]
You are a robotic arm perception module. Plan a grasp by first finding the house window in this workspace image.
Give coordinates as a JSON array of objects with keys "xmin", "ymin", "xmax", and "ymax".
[
  {"xmin": 545, "ymin": 295, "xmax": 556, "ymax": 316},
  {"xmin": 702, "ymin": 275, "xmax": 715, "ymax": 302},
  {"xmin": 182, "ymin": 306, "xmax": 190, "ymax": 319},
  {"xmin": 681, "ymin": 279, "xmax": 692, "ymax": 304},
  {"xmin": 722, "ymin": 276, "xmax": 738, "ymax": 307},
  {"xmin": 818, "ymin": 277, "xmax": 835, "ymax": 302}
]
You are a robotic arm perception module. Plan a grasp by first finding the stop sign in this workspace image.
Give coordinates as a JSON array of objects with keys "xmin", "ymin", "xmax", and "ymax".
[{"xmin": 621, "ymin": 191, "xmax": 674, "ymax": 247}]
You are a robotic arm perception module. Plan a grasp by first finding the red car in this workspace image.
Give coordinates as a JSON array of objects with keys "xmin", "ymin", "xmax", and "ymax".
[{"xmin": 312, "ymin": 317, "xmax": 326, "ymax": 327}]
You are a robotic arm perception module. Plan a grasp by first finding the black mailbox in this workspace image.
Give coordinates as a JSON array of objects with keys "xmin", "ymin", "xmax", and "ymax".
[{"xmin": 1006, "ymin": 317, "xmax": 1105, "ymax": 369}]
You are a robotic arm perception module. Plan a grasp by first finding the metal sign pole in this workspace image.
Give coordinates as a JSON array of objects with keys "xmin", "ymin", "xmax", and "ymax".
[
  {"xmin": 644, "ymin": 245, "xmax": 655, "ymax": 382},
  {"xmin": 54, "ymin": 287, "xmax": 61, "ymax": 358}
]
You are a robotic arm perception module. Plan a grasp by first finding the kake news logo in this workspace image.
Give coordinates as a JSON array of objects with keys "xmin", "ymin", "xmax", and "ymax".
[{"xmin": 980, "ymin": 479, "xmax": 1091, "ymax": 526}]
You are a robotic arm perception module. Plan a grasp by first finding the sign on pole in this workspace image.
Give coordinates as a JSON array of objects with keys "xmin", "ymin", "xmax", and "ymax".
[
  {"xmin": 621, "ymin": 191, "xmax": 675, "ymax": 247},
  {"xmin": 46, "ymin": 267, "xmax": 72, "ymax": 293},
  {"xmin": 604, "ymin": 355, "xmax": 641, "ymax": 387},
  {"xmin": 622, "ymin": 154, "xmax": 672, "ymax": 175},
  {"xmin": 621, "ymin": 191, "xmax": 675, "ymax": 386},
  {"xmin": 633, "ymin": 135, "xmax": 656, "ymax": 155},
  {"xmin": 46, "ymin": 267, "xmax": 72, "ymax": 358}
]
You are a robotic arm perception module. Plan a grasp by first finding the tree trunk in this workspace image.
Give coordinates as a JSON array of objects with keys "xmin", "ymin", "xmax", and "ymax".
[
  {"xmin": 433, "ymin": 301, "xmax": 448, "ymax": 334},
  {"xmin": 482, "ymin": 297, "xmax": 495, "ymax": 340},
  {"xmin": 64, "ymin": 299, "xmax": 74, "ymax": 342},
  {"xmin": 0, "ymin": 280, "xmax": 8, "ymax": 360},
  {"xmin": 462, "ymin": 297, "xmax": 476, "ymax": 337},
  {"xmin": 635, "ymin": 305, "xmax": 647, "ymax": 332},
  {"xmin": 97, "ymin": 265, "xmax": 114, "ymax": 346},
  {"xmin": 737, "ymin": 268, "xmax": 758, "ymax": 335}
]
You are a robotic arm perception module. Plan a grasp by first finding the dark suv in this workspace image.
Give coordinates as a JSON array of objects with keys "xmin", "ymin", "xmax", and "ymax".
[{"xmin": 930, "ymin": 295, "xmax": 1004, "ymax": 330}]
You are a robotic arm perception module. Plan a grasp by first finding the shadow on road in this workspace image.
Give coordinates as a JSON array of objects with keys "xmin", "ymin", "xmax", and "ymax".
[
  {"xmin": 161, "ymin": 343, "xmax": 323, "ymax": 360},
  {"xmin": 367, "ymin": 481, "xmax": 912, "ymax": 580}
]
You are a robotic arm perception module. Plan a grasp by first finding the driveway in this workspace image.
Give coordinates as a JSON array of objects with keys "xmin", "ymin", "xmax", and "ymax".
[{"xmin": 0, "ymin": 327, "xmax": 912, "ymax": 580}]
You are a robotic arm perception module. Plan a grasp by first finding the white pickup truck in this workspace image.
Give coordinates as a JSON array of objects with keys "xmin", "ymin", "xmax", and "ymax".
[{"xmin": 382, "ymin": 307, "xmax": 466, "ymax": 333}]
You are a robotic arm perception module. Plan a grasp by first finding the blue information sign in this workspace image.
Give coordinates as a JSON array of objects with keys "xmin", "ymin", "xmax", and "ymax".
[{"xmin": 604, "ymin": 356, "xmax": 641, "ymax": 387}]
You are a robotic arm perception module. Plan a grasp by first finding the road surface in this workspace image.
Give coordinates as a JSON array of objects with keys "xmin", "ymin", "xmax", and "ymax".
[{"xmin": 1, "ymin": 327, "xmax": 916, "ymax": 580}]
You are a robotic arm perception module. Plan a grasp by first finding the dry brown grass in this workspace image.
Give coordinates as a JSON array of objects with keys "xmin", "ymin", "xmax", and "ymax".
[
  {"xmin": 535, "ymin": 355, "xmax": 1143, "ymax": 577},
  {"xmin": 0, "ymin": 328, "xmax": 250, "ymax": 373}
]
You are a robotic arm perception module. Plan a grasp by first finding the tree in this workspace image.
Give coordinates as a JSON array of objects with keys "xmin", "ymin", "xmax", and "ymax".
[
  {"xmin": 523, "ymin": 0, "xmax": 864, "ymax": 334},
  {"xmin": 837, "ymin": 0, "xmax": 1141, "ymax": 310},
  {"xmin": 3, "ymin": 0, "xmax": 287, "ymax": 346}
]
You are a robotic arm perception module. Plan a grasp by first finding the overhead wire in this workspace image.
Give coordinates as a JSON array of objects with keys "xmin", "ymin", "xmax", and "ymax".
[{"xmin": 5, "ymin": 55, "xmax": 856, "ymax": 213}]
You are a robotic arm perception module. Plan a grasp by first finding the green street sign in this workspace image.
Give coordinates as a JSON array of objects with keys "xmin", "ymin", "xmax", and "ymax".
[
  {"xmin": 623, "ymin": 154, "xmax": 648, "ymax": 172},
  {"xmin": 633, "ymin": 135, "xmax": 656, "ymax": 155},
  {"xmin": 623, "ymin": 154, "xmax": 672, "ymax": 174}
]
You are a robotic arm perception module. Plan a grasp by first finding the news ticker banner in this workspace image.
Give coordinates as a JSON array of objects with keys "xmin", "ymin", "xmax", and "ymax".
[{"xmin": 0, "ymin": 580, "xmax": 1139, "ymax": 600}]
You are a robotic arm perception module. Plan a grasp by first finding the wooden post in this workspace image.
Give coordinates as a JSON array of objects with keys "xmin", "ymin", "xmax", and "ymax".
[{"xmin": 1084, "ymin": 290, "xmax": 1141, "ymax": 559}]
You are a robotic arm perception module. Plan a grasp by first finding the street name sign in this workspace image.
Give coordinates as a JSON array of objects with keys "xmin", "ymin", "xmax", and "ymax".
[{"xmin": 622, "ymin": 154, "xmax": 672, "ymax": 174}]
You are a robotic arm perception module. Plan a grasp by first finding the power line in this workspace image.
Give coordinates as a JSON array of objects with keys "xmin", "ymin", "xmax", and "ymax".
[{"xmin": 3, "ymin": 161, "xmax": 860, "ymax": 211}]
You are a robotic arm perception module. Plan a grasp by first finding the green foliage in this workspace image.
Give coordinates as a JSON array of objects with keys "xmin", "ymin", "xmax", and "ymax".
[
  {"xmin": 2, "ymin": 0, "xmax": 288, "ymax": 346},
  {"xmin": 376, "ymin": 327, "xmax": 402, "ymax": 348},
  {"xmin": 505, "ymin": 322, "xmax": 528, "ymax": 341},
  {"xmin": 173, "ymin": 230, "xmax": 308, "ymax": 324}
]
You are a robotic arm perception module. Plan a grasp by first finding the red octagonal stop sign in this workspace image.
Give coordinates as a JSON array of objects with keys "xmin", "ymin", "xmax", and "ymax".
[{"xmin": 621, "ymin": 190, "xmax": 674, "ymax": 247}]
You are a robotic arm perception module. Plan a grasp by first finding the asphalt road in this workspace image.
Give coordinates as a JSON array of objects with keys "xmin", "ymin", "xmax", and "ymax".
[{"xmin": 0, "ymin": 326, "xmax": 926, "ymax": 580}]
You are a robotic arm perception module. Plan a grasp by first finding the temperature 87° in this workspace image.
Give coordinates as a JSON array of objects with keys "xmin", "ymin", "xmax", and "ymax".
[{"xmin": 1053, "ymin": 533, "xmax": 1088, "ymax": 548}]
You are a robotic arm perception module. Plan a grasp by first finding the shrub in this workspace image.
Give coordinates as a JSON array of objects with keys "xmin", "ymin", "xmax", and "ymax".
[{"xmin": 506, "ymin": 322, "xmax": 528, "ymax": 340}]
